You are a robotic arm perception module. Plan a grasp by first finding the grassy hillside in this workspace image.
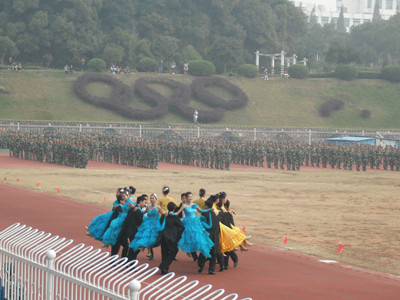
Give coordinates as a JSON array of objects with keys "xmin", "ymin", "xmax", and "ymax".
[{"xmin": 1, "ymin": 69, "xmax": 400, "ymax": 129}]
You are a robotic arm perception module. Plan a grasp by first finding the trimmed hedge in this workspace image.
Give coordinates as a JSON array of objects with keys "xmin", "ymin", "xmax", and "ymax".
[
  {"xmin": 288, "ymin": 64, "xmax": 309, "ymax": 79},
  {"xmin": 381, "ymin": 65, "xmax": 400, "ymax": 83},
  {"xmin": 237, "ymin": 64, "xmax": 258, "ymax": 78},
  {"xmin": 188, "ymin": 60, "xmax": 215, "ymax": 76},
  {"xmin": 335, "ymin": 64, "xmax": 358, "ymax": 81},
  {"xmin": 73, "ymin": 74, "xmax": 248, "ymax": 123},
  {"xmin": 319, "ymin": 98, "xmax": 344, "ymax": 117},
  {"xmin": 191, "ymin": 77, "xmax": 248, "ymax": 110},
  {"xmin": 360, "ymin": 109, "xmax": 371, "ymax": 118},
  {"xmin": 308, "ymin": 72, "xmax": 336, "ymax": 78},
  {"xmin": 357, "ymin": 71, "xmax": 381, "ymax": 79},
  {"xmin": 87, "ymin": 58, "xmax": 106, "ymax": 72}
]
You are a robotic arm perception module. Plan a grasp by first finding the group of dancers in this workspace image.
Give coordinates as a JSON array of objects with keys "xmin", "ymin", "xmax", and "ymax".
[{"xmin": 85, "ymin": 186, "xmax": 252, "ymax": 275}]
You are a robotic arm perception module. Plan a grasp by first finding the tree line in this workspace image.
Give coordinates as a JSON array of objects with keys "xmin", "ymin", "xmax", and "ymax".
[
  {"xmin": 1, "ymin": 0, "xmax": 399, "ymax": 73},
  {"xmin": 0, "ymin": 0, "xmax": 305, "ymax": 72}
]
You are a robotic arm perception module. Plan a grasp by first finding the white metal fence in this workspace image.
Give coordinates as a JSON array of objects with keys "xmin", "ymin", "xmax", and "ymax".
[
  {"xmin": 1, "ymin": 120, "xmax": 400, "ymax": 144},
  {"xmin": 0, "ymin": 223, "xmax": 252, "ymax": 300}
]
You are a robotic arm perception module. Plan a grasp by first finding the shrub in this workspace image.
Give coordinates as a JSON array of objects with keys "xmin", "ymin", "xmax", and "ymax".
[
  {"xmin": 288, "ymin": 64, "xmax": 309, "ymax": 79},
  {"xmin": 137, "ymin": 57, "xmax": 158, "ymax": 72},
  {"xmin": 360, "ymin": 109, "xmax": 371, "ymax": 118},
  {"xmin": 318, "ymin": 98, "xmax": 344, "ymax": 117},
  {"xmin": 0, "ymin": 86, "xmax": 6, "ymax": 93},
  {"xmin": 357, "ymin": 71, "xmax": 381, "ymax": 79},
  {"xmin": 308, "ymin": 72, "xmax": 335, "ymax": 78},
  {"xmin": 87, "ymin": 58, "xmax": 106, "ymax": 72},
  {"xmin": 334, "ymin": 64, "xmax": 358, "ymax": 81},
  {"xmin": 381, "ymin": 65, "xmax": 400, "ymax": 83},
  {"xmin": 188, "ymin": 60, "xmax": 215, "ymax": 76},
  {"xmin": 237, "ymin": 64, "xmax": 258, "ymax": 78}
]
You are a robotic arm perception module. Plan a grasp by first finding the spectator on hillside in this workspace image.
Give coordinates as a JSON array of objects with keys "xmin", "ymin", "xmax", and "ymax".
[
  {"xmin": 171, "ymin": 60, "xmax": 176, "ymax": 74},
  {"xmin": 183, "ymin": 62, "xmax": 188, "ymax": 75},
  {"xmin": 80, "ymin": 58, "xmax": 86, "ymax": 71},
  {"xmin": 159, "ymin": 59, "xmax": 164, "ymax": 74},
  {"xmin": 64, "ymin": 64, "xmax": 69, "ymax": 74}
]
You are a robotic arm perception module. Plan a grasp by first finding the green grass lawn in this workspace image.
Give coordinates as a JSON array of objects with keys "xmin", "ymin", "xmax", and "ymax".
[{"xmin": 1, "ymin": 69, "xmax": 400, "ymax": 129}]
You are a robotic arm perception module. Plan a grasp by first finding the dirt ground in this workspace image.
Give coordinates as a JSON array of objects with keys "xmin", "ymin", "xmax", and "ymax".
[{"xmin": 1, "ymin": 153, "xmax": 400, "ymax": 275}]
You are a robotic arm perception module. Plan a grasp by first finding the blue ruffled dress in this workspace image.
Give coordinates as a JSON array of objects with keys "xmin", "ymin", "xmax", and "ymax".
[
  {"xmin": 101, "ymin": 199, "xmax": 134, "ymax": 246},
  {"xmin": 129, "ymin": 206, "xmax": 161, "ymax": 251},
  {"xmin": 178, "ymin": 204, "xmax": 214, "ymax": 257},
  {"xmin": 88, "ymin": 199, "xmax": 120, "ymax": 241}
]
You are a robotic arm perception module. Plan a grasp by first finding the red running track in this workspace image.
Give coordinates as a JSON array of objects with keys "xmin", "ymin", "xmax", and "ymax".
[
  {"xmin": 1, "ymin": 156, "xmax": 400, "ymax": 299},
  {"xmin": 2, "ymin": 184, "xmax": 400, "ymax": 299}
]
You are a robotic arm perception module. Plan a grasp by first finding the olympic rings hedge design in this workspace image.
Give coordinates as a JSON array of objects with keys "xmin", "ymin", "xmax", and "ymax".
[{"xmin": 73, "ymin": 73, "xmax": 248, "ymax": 122}]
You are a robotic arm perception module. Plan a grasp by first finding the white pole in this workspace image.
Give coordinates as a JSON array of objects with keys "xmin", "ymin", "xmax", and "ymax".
[
  {"xmin": 198, "ymin": 126, "xmax": 200, "ymax": 139},
  {"xmin": 18, "ymin": 122, "xmax": 20, "ymax": 131},
  {"xmin": 271, "ymin": 56, "xmax": 275, "ymax": 75},
  {"xmin": 254, "ymin": 128, "xmax": 257, "ymax": 141},
  {"xmin": 128, "ymin": 279, "xmax": 141, "ymax": 300},
  {"xmin": 46, "ymin": 250, "xmax": 56, "ymax": 300},
  {"xmin": 255, "ymin": 50, "xmax": 260, "ymax": 70},
  {"xmin": 309, "ymin": 129, "xmax": 312, "ymax": 145},
  {"xmin": 139, "ymin": 125, "xmax": 142, "ymax": 138},
  {"xmin": 79, "ymin": 124, "xmax": 82, "ymax": 132},
  {"xmin": 280, "ymin": 50, "xmax": 285, "ymax": 76}
]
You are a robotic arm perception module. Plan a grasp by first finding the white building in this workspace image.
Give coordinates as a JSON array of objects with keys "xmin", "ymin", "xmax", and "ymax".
[{"xmin": 291, "ymin": 0, "xmax": 399, "ymax": 31}]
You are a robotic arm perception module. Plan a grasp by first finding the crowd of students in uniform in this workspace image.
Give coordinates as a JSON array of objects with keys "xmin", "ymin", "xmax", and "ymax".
[{"xmin": 85, "ymin": 186, "xmax": 252, "ymax": 275}]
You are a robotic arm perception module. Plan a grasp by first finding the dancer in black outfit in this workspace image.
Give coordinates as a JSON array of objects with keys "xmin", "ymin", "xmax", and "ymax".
[
  {"xmin": 216, "ymin": 195, "xmax": 238, "ymax": 270},
  {"xmin": 118, "ymin": 195, "xmax": 148, "ymax": 262},
  {"xmin": 157, "ymin": 202, "xmax": 184, "ymax": 275},
  {"xmin": 197, "ymin": 196, "xmax": 220, "ymax": 275}
]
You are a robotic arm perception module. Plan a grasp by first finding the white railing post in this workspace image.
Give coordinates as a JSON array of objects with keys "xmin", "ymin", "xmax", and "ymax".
[
  {"xmin": 46, "ymin": 249, "xmax": 56, "ymax": 300},
  {"xmin": 309, "ymin": 129, "xmax": 312, "ymax": 145},
  {"xmin": 128, "ymin": 279, "xmax": 141, "ymax": 300},
  {"xmin": 79, "ymin": 123, "xmax": 82, "ymax": 133},
  {"xmin": 197, "ymin": 126, "xmax": 200, "ymax": 139},
  {"xmin": 139, "ymin": 125, "xmax": 142, "ymax": 138},
  {"xmin": 17, "ymin": 122, "xmax": 20, "ymax": 131},
  {"xmin": 254, "ymin": 128, "xmax": 257, "ymax": 141}
]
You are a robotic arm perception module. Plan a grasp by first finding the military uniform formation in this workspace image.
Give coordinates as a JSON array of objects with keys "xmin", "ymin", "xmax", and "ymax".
[
  {"xmin": 1, "ymin": 131, "xmax": 399, "ymax": 171},
  {"xmin": 1, "ymin": 132, "xmax": 89, "ymax": 168},
  {"xmin": 228, "ymin": 141, "xmax": 400, "ymax": 172}
]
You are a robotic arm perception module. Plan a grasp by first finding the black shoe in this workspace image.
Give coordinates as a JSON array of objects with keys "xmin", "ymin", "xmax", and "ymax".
[
  {"xmin": 234, "ymin": 261, "xmax": 238, "ymax": 268},
  {"xmin": 219, "ymin": 267, "xmax": 224, "ymax": 272},
  {"xmin": 223, "ymin": 265, "xmax": 228, "ymax": 270},
  {"xmin": 173, "ymin": 257, "xmax": 178, "ymax": 261},
  {"xmin": 161, "ymin": 269, "xmax": 168, "ymax": 275},
  {"xmin": 198, "ymin": 266, "xmax": 204, "ymax": 273},
  {"xmin": 208, "ymin": 271, "xmax": 216, "ymax": 275}
]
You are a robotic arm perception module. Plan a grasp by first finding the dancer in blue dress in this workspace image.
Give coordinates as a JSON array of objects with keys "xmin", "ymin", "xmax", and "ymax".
[
  {"xmin": 174, "ymin": 191, "xmax": 214, "ymax": 258},
  {"xmin": 86, "ymin": 188, "xmax": 124, "ymax": 241},
  {"xmin": 129, "ymin": 194, "xmax": 164, "ymax": 254},
  {"xmin": 102, "ymin": 190, "xmax": 131, "ymax": 249}
]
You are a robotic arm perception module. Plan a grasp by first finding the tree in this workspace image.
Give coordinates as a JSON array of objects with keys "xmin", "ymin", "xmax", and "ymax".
[
  {"xmin": 103, "ymin": 45, "xmax": 125, "ymax": 66},
  {"xmin": 309, "ymin": 6, "xmax": 318, "ymax": 25},
  {"xmin": 43, "ymin": 53, "xmax": 53, "ymax": 68},
  {"xmin": 336, "ymin": 6, "xmax": 346, "ymax": 32},
  {"xmin": 0, "ymin": 36, "xmax": 18, "ymax": 65},
  {"xmin": 325, "ymin": 40, "xmax": 361, "ymax": 64},
  {"xmin": 373, "ymin": 1, "xmax": 382, "ymax": 22},
  {"xmin": 207, "ymin": 37, "xmax": 244, "ymax": 73}
]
